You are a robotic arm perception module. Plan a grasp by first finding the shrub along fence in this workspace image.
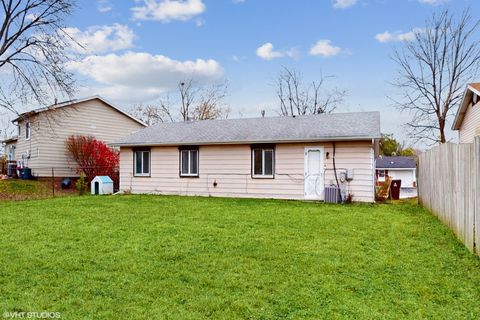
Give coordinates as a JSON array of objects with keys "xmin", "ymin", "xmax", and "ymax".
[{"xmin": 418, "ymin": 136, "xmax": 480, "ymax": 255}]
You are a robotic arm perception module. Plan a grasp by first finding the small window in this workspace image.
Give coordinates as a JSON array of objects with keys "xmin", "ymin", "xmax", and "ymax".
[
  {"xmin": 377, "ymin": 170, "xmax": 386, "ymax": 182},
  {"xmin": 8, "ymin": 146, "xmax": 15, "ymax": 161},
  {"xmin": 25, "ymin": 122, "xmax": 31, "ymax": 140},
  {"xmin": 179, "ymin": 149, "xmax": 199, "ymax": 177},
  {"xmin": 134, "ymin": 150, "xmax": 150, "ymax": 176},
  {"xmin": 252, "ymin": 146, "xmax": 275, "ymax": 178}
]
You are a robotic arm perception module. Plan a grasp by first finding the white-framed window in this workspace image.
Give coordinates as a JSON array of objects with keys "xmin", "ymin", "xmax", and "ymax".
[
  {"xmin": 134, "ymin": 149, "xmax": 150, "ymax": 176},
  {"xmin": 25, "ymin": 122, "xmax": 31, "ymax": 140},
  {"xmin": 252, "ymin": 146, "xmax": 275, "ymax": 178},
  {"xmin": 377, "ymin": 170, "xmax": 386, "ymax": 182},
  {"xmin": 179, "ymin": 148, "xmax": 199, "ymax": 177},
  {"xmin": 8, "ymin": 146, "xmax": 15, "ymax": 161}
]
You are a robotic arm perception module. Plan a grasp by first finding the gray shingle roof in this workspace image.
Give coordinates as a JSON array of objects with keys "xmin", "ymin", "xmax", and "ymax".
[
  {"xmin": 376, "ymin": 156, "xmax": 416, "ymax": 169},
  {"xmin": 112, "ymin": 111, "xmax": 381, "ymax": 147}
]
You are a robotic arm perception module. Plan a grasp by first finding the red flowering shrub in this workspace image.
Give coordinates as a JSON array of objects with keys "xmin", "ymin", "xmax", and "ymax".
[{"xmin": 66, "ymin": 135, "xmax": 119, "ymax": 188}]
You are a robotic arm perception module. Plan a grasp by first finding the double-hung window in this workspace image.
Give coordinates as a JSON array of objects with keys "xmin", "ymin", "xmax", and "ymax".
[
  {"xmin": 25, "ymin": 122, "xmax": 31, "ymax": 140},
  {"xmin": 377, "ymin": 170, "xmax": 386, "ymax": 182},
  {"xmin": 179, "ymin": 147, "xmax": 199, "ymax": 177},
  {"xmin": 134, "ymin": 148, "xmax": 150, "ymax": 177},
  {"xmin": 252, "ymin": 145, "xmax": 275, "ymax": 178}
]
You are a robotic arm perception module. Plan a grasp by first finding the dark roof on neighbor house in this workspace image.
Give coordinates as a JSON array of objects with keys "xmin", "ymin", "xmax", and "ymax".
[
  {"xmin": 376, "ymin": 156, "xmax": 416, "ymax": 169},
  {"xmin": 2, "ymin": 136, "xmax": 18, "ymax": 144},
  {"xmin": 12, "ymin": 95, "xmax": 146, "ymax": 126},
  {"xmin": 112, "ymin": 111, "xmax": 381, "ymax": 147},
  {"xmin": 452, "ymin": 83, "xmax": 480, "ymax": 130}
]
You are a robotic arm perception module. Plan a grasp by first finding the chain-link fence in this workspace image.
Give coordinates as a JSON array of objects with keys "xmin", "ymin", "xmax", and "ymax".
[{"xmin": 1, "ymin": 165, "xmax": 119, "ymax": 200}]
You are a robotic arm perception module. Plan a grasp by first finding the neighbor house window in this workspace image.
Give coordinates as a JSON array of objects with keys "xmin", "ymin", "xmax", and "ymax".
[
  {"xmin": 8, "ymin": 146, "xmax": 15, "ymax": 161},
  {"xmin": 133, "ymin": 148, "xmax": 150, "ymax": 176},
  {"xmin": 377, "ymin": 170, "xmax": 386, "ymax": 182},
  {"xmin": 252, "ymin": 145, "xmax": 275, "ymax": 178},
  {"xmin": 179, "ymin": 147, "xmax": 199, "ymax": 177},
  {"xmin": 25, "ymin": 122, "xmax": 31, "ymax": 140}
]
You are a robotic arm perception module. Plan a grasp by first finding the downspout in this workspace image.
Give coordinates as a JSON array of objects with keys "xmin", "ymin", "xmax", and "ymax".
[{"xmin": 332, "ymin": 142, "xmax": 342, "ymax": 202}]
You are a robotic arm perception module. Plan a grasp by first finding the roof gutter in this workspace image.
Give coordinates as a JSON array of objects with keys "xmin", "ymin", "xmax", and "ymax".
[
  {"xmin": 110, "ymin": 135, "xmax": 381, "ymax": 148},
  {"xmin": 376, "ymin": 167, "xmax": 416, "ymax": 170}
]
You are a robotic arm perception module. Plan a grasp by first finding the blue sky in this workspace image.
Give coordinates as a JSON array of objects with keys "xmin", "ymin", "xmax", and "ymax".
[{"xmin": 63, "ymin": 0, "xmax": 480, "ymax": 146}]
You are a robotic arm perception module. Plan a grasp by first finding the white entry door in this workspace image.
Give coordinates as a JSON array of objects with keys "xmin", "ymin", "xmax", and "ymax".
[{"xmin": 304, "ymin": 147, "xmax": 325, "ymax": 200}]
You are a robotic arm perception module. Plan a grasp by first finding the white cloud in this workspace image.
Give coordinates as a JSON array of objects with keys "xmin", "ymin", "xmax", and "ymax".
[
  {"xmin": 63, "ymin": 24, "xmax": 135, "ymax": 54},
  {"xmin": 375, "ymin": 28, "xmax": 422, "ymax": 43},
  {"xmin": 232, "ymin": 55, "xmax": 244, "ymax": 62},
  {"xmin": 195, "ymin": 18, "xmax": 205, "ymax": 27},
  {"xmin": 232, "ymin": 0, "xmax": 246, "ymax": 3},
  {"xmin": 97, "ymin": 0, "xmax": 113, "ymax": 13},
  {"xmin": 256, "ymin": 43, "xmax": 300, "ymax": 60},
  {"xmin": 67, "ymin": 52, "xmax": 223, "ymax": 101},
  {"xmin": 132, "ymin": 0, "xmax": 205, "ymax": 22},
  {"xmin": 418, "ymin": 0, "xmax": 448, "ymax": 4},
  {"xmin": 256, "ymin": 43, "xmax": 283, "ymax": 60},
  {"xmin": 309, "ymin": 40, "xmax": 342, "ymax": 57},
  {"xmin": 333, "ymin": 0, "xmax": 358, "ymax": 9},
  {"xmin": 26, "ymin": 13, "xmax": 37, "ymax": 21}
]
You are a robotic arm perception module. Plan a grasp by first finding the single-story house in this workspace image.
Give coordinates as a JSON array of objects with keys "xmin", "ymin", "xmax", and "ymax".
[
  {"xmin": 112, "ymin": 112, "xmax": 381, "ymax": 202},
  {"xmin": 452, "ymin": 83, "xmax": 480, "ymax": 143},
  {"xmin": 2, "ymin": 96, "xmax": 146, "ymax": 178},
  {"xmin": 375, "ymin": 156, "xmax": 417, "ymax": 198}
]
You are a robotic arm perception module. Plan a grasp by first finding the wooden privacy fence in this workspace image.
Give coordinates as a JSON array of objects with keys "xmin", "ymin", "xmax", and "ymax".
[{"xmin": 418, "ymin": 136, "xmax": 480, "ymax": 255}]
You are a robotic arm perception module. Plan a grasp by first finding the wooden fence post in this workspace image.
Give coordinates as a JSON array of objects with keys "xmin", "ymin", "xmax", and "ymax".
[
  {"xmin": 51, "ymin": 168, "xmax": 55, "ymax": 197},
  {"xmin": 475, "ymin": 137, "xmax": 480, "ymax": 255}
]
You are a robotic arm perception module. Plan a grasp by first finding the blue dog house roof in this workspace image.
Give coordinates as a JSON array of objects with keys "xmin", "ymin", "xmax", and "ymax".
[{"xmin": 94, "ymin": 176, "xmax": 113, "ymax": 184}]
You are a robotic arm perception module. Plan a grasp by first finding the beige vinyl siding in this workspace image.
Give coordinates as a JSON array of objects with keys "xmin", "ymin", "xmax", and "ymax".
[
  {"xmin": 459, "ymin": 101, "xmax": 480, "ymax": 143},
  {"xmin": 120, "ymin": 141, "xmax": 375, "ymax": 202},
  {"xmin": 14, "ymin": 99, "xmax": 144, "ymax": 177}
]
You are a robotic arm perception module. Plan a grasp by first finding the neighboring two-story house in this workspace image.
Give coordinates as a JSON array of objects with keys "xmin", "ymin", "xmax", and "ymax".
[
  {"xmin": 3, "ymin": 96, "xmax": 146, "ymax": 179},
  {"xmin": 452, "ymin": 83, "xmax": 480, "ymax": 143}
]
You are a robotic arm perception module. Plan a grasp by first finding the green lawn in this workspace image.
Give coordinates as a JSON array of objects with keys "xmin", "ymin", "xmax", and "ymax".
[
  {"xmin": 0, "ymin": 196, "xmax": 479, "ymax": 319},
  {"xmin": 0, "ymin": 179, "xmax": 75, "ymax": 201}
]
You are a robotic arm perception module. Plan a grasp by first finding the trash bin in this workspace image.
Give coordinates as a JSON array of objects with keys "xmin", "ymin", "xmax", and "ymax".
[
  {"xmin": 21, "ymin": 168, "xmax": 32, "ymax": 180},
  {"xmin": 390, "ymin": 179, "xmax": 402, "ymax": 200},
  {"xmin": 61, "ymin": 178, "xmax": 71, "ymax": 189}
]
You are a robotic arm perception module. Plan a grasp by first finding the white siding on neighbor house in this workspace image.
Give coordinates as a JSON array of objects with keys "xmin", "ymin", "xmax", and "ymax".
[
  {"xmin": 120, "ymin": 141, "xmax": 375, "ymax": 202},
  {"xmin": 13, "ymin": 99, "xmax": 144, "ymax": 177},
  {"xmin": 379, "ymin": 169, "xmax": 416, "ymax": 188},
  {"xmin": 459, "ymin": 101, "xmax": 480, "ymax": 143}
]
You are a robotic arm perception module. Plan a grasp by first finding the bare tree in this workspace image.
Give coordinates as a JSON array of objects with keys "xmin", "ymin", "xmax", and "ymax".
[
  {"xmin": 392, "ymin": 9, "xmax": 480, "ymax": 144},
  {"xmin": 0, "ymin": 0, "xmax": 77, "ymax": 116},
  {"xmin": 178, "ymin": 79, "xmax": 197, "ymax": 121},
  {"xmin": 192, "ymin": 82, "xmax": 229, "ymax": 120},
  {"xmin": 131, "ymin": 102, "xmax": 174, "ymax": 126},
  {"xmin": 275, "ymin": 66, "xmax": 345, "ymax": 116},
  {"xmin": 133, "ymin": 79, "xmax": 229, "ymax": 125}
]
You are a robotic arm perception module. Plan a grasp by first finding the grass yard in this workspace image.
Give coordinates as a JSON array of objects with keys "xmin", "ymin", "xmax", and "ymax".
[
  {"xmin": 0, "ymin": 179, "xmax": 75, "ymax": 201},
  {"xmin": 1, "ymin": 196, "xmax": 479, "ymax": 319}
]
